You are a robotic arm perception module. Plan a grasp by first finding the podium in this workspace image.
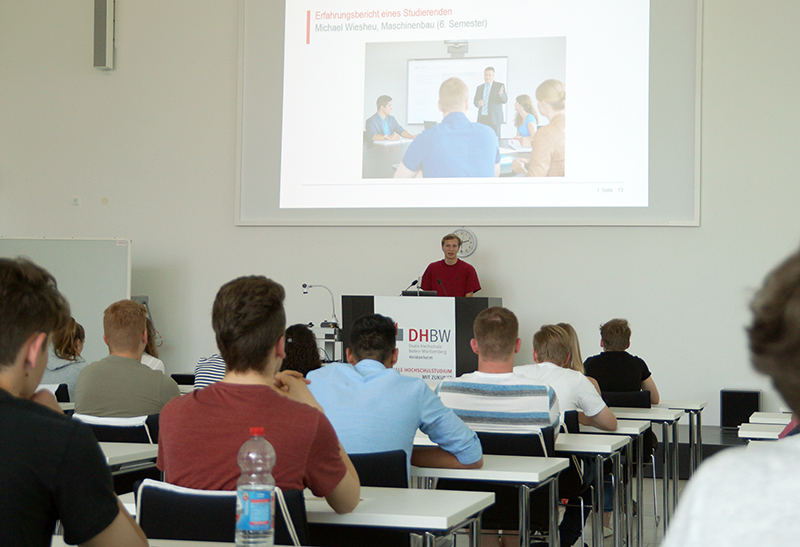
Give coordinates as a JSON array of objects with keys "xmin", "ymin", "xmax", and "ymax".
[{"xmin": 341, "ymin": 295, "xmax": 502, "ymax": 379}]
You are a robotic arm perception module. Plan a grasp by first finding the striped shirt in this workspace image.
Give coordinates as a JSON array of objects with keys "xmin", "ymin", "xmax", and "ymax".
[
  {"xmin": 437, "ymin": 371, "xmax": 560, "ymax": 434},
  {"xmin": 193, "ymin": 354, "xmax": 226, "ymax": 389}
]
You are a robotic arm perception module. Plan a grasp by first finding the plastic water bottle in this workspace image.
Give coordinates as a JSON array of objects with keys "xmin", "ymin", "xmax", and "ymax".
[{"xmin": 235, "ymin": 426, "xmax": 276, "ymax": 546}]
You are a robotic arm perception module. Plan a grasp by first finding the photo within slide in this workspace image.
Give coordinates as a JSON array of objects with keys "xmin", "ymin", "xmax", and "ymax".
[{"xmin": 279, "ymin": 0, "xmax": 649, "ymax": 209}]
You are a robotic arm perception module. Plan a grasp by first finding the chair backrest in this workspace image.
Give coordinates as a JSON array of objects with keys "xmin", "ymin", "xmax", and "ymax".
[
  {"xmin": 171, "ymin": 373, "xmax": 195, "ymax": 386},
  {"xmin": 562, "ymin": 410, "xmax": 580, "ymax": 433},
  {"xmin": 72, "ymin": 414, "xmax": 154, "ymax": 443},
  {"xmin": 476, "ymin": 424, "xmax": 556, "ymax": 457},
  {"xmin": 39, "ymin": 383, "xmax": 70, "ymax": 402},
  {"xmin": 602, "ymin": 390, "xmax": 652, "ymax": 408},
  {"xmin": 136, "ymin": 479, "xmax": 308, "ymax": 545},
  {"xmin": 348, "ymin": 450, "xmax": 408, "ymax": 488}
]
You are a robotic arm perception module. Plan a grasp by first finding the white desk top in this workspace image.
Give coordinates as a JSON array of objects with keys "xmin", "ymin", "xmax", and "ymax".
[
  {"xmin": 58, "ymin": 402, "xmax": 75, "ymax": 411},
  {"xmin": 179, "ymin": 384, "xmax": 194, "ymax": 394},
  {"xmin": 305, "ymin": 486, "xmax": 494, "ymax": 531},
  {"xmin": 99, "ymin": 442, "xmax": 158, "ymax": 467},
  {"xmin": 580, "ymin": 419, "xmax": 650, "ymax": 436},
  {"xmin": 738, "ymin": 423, "xmax": 785, "ymax": 440},
  {"xmin": 554, "ymin": 432, "xmax": 630, "ymax": 454},
  {"xmin": 609, "ymin": 407, "xmax": 684, "ymax": 422},
  {"xmin": 749, "ymin": 411, "xmax": 792, "ymax": 425},
  {"xmin": 411, "ymin": 454, "xmax": 568, "ymax": 483},
  {"xmin": 53, "ymin": 539, "xmax": 239, "ymax": 547},
  {"xmin": 654, "ymin": 399, "xmax": 707, "ymax": 411},
  {"xmin": 780, "ymin": 406, "xmax": 792, "ymax": 414}
]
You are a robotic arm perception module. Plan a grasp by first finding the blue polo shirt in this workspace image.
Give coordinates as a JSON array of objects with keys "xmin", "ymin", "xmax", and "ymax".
[
  {"xmin": 401, "ymin": 112, "xmax": 500, "ymax": 177},
  {"xmin": 365, "ymin": 112, "xmax": 406, "ymax": 141},
  {"xmin": 307, "ymin": 360, "xmax": 482, "ymax": 468}
]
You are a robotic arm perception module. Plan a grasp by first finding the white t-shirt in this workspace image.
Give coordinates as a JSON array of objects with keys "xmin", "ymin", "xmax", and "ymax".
[
  {"xmin": 140, "ymin": 352, "xmax": 165, "ymax": 374},
  {"xmin": 661, "ymin": 434, "xmax": 800, "ymax": 546},
  {"xmin": 515, "ymin": 362, "xmax": 607, "ymax": 417}
]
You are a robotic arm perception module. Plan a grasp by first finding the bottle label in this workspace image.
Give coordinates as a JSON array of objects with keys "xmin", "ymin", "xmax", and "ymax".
[{"xmin": 236, "ymin": 488, "xmax": 273, "ymax": 532}]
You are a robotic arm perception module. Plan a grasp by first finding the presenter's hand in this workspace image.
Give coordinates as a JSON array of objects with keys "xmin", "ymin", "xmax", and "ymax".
[
  {"xmin": 478, "ymin": 99, "xmax": 485, "ymax": 107},
  {"xmin": 30, "ymin": 389, "xmax": 63, "ymax": 414},
  {"xmin": 498, "ymin": 85, "xmax": 505, "ymax": 96}
]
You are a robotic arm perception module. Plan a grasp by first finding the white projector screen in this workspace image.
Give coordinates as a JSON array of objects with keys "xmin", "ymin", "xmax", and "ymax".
[{"xmin": 237, "ymin": 0, "xmax": 701, "ymax": 226}]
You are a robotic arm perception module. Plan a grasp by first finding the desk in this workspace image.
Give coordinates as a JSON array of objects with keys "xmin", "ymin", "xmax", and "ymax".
[
  {"xmin": 738, "ymin": 423, "xmax": 784, "ymax": 440},
  {"xmin": 99, "ymin": 442, "xmax": 158, "ymax": 475},
  {"xmin": 554, "ymin": 433, "xmax": 630, "ymax": 547},
  {"xmin": 655, "ymin": 399, "xmax": 707, "ymax": 474},
  {"xmin": 609, "ymin": 407, "xmax": 683, "ymax": 532},
  {"xmin": 749, "ymin": 411, "xmax": 792, "ymax": 425},
  {"xmin": 305, "ymin": 486, "xmax": 494, "ymax": 547},
  {"xmin": 58, "ymin": 402, "xmax": 75, "ymax": 411},
  {"xmin": 580, "ymin": 420, "xmax": 650, "ymax": 547},
  {"xmin": 179, "ymin": 384, "xmax": 194, "ymax": 394},
  {"xmin": 411, "ymin": 455, "xmax": 568, "ymax": 547}
]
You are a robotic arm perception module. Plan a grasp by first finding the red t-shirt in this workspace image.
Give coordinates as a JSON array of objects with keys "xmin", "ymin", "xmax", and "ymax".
[
  {"xmin": 421, "ymin": 259, "xmax": 481, "ymax": 297},
  {"xmin": 157, "ymin": 382, "xmax": 346, "ymax": 496}
]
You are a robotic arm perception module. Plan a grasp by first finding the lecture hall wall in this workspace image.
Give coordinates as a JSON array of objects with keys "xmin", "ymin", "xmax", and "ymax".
[{"xmin": 2, "ymin": 1, "xmax": 800, "ymax": 425}]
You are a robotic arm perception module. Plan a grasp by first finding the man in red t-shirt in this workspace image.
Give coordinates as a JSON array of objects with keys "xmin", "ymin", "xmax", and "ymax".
[{"xmin": 421, "ymin": 233, "xmax": 481, "ymax": 297}]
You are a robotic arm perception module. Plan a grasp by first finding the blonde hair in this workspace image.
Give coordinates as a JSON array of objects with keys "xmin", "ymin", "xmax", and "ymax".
[
  {"xmin": 103, "ymin": 300, "xmax": 147, "ymax": 354},
  {"xmin": 533, "ymin": 324, "xmax": 571, "ymax": 366},
  {"xmin": 557, "ymin": 322, "xmax": 583, "ymax": 373},
  {"xmin": 536, "ymin": 79, "xmax": 565, "ymax": 111},
  {"xmin": 439, "ymin": 77, "xmax": 469, "ymax": 113}
]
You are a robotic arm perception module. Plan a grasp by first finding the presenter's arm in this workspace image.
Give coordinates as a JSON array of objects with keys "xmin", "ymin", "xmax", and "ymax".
[
  {"xmin": 498, "ymin": 83, "xmax": 507, "ymax": 103},
  {"xmin": 394, "ymin": 163, "xmax": 420, "ymax": 178},
  {"xmin": 80, "ymin": 499, "xmax": 148, "ymax": 547}
]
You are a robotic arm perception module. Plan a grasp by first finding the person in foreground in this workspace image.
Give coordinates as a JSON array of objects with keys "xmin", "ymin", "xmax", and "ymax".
[
  {"xmin": 421, "ymin": 233, "xmax": 481, "ymax": 297},
  {"xmin": 307, "ymin": 314, "xmax": 483, "ymax": 470},
  {"xmin": 365, "ymin": 95, "xmax": 415, "ymax": 141},
  {"xmin": 395, "ymin": 77, "xmax": 500, "ymax": 178},
  {"xmin": 75, "ymin": 299, "xmax": 180, "ymax": 416},
  {"xmin": 437, "ymin": 307, "xmax": 560, "ymax": 547},
  {"xmin": 0, "ymin": 257, "xmax": 148, "ymax": 547},
  {"xmin": 662, "ymin": 243, "xmax": 800, "ymax": 545},
  {"xmin": 158, "ymin": 276, "xmax": 360, "ymax": 514}
]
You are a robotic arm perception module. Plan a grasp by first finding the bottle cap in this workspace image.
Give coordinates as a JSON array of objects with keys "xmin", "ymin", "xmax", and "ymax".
[{"xmin": 250, "ymin": 426, "xmax": 265, "ymax": 436}]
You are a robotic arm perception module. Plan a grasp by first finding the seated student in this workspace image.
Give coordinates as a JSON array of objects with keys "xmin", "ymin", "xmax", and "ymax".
[
  {"xmin": 662, "ymin": 244, "xmax": 800, "ymax": 545},
  {"xmin": 42, "ymin": 316, "xmax": 88, "ymax": 401},
  {"xmin": 511, "ymin": 79, "xmax": 566, "ymax": 177},
  {"xmin": 75, "ymin": 300, "xmax": 180, "ymax": 417},
  {"xmin": 512, "ymin": 94, "xmax": 538, "ymax": 146},
  {"xmin": 0, "ymin": 257, "xmax": 147, "ymax": 547},
  {"xmin": 307, "ymin": 314, "xmax": 483, "ymax": 470},
  {"xmin": 280, "ymin": 323, "xmax": 322, "ymax": 377},
  {"xmin": 140, "ymin": 316, "xmax": 165, "ymax": 373},
  {"xmin": 158, "ymin": 276, "xmax": 360, "ymax": 513},
  {"xmin": 365, "ymin": 95, "xmax": 415, "ymax": 142},
  {"xmin": 583, "ymin": 318, "xmax": 660, "ymax": 404},
  {"xmin": 194, "ymin": 353, "xmax": 226, "ymax": 389},
  {"xmin": 394, "ymin": 77, "xmax": 500, "ymax": 178}
]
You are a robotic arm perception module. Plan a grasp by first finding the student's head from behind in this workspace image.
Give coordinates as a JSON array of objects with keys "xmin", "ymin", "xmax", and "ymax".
[
  {"xmin": 212, "ymin": 276, "xmax": 286, "ymax": 374},
  {"xmin": 536, "ymin": 79, "xmax": 566, "ymax": 113},
  {"xmin": 144, "ymin": 316, "xmax": 160, "ymax": 358},
  {"xmin": 376, "ymin": 95, "xmax": 393, "ymax": 115},
  {"xmin": 483, "ymin": 67, "xmax": 495, "ymax": 84},
  {"xmin": 438, "ymin": 77, "xmax": 469, "ymax": 115},
  {"xmin": 600, "ymin": 318, "xmax": 631, "ymax": 352},
  {"xmin": 748, "ymin": 245, "xmax": 800, "ymax": 414},
  {"xmin": 557, "ymin": 322, "xmax": 584, "ymax": 373},
  {"xmin": 0, "ymin": 257, "xmax": 70, "ymax": 377},
  {"xmin": 348, "ymin": 314, "xmax": 397, "ymax": 367},
  {"xmin": 53, "ymin": 317, "xmax": 86, "ymax": 362},
  {"xmin": 281, "ymin": 323, "xmax": 322, "ymax": 377},
  {"xmin": 533, "ymin": 324, "xmax": 571, "ymax": 367},
  {"xmin": 472, "ymin": 307, "xmax": 520, "ymax": 361},
  {"xmin": 103, "ymin": 300, "xmax": 148, "ymax": 356}
]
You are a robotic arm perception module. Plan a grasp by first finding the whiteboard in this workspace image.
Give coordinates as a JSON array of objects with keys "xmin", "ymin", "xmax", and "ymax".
[{"xmin": 0, "ymin": 238, "xmax": 131, "ymax": 365}]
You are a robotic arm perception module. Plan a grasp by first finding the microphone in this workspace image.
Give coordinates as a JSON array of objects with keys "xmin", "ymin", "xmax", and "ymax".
[
  {"xmin": 402, "ymin": 279, "xmax": 418, "ymax": 294},
  {"xmin": 437, "ymin": 279, "xmax": 448, "ymax": 296}
]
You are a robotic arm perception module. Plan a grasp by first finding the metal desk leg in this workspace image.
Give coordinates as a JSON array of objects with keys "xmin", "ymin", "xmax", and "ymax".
[
  {"xmin": 695, "ymin": 410, "xmax": 703, "ymax": 469},
  {"xmin": 469, "ymin": 512, "xmax": 481, "ymax": 547},
  {"xmin": 612, "ymin": 452, "xmax": 622, "ymax": 547},
  {"xmin": 424, "ymin": 531, "xmax": 435, "ymax": 547},
  {"xmin": 636, "ymin": 432, "xmax": 644, "ymax": 547},
  {"xmin": 519, "ymin": 484, "xmax": 531, "ymax": 547},
  {"xmin": 549, "ymin": 479, "xmax": 560, "ymax": 547},
  {"xmin": 671, "ymin": 421, "xmax": 679, "ymax": 513},
  {"xmin": 661, "ymin": 422, "xmax": 670, "ymax": 533},
  {"xmin": 594, "ymin": 454, "xmax": 604, "ymax": 547},
  {"xmin": 625, "ymin": 443, "xmax": 633, "ymax": 547},
  {"xmin": 687, "ymin": 410, "xmax": 696, "ymax": 474}
]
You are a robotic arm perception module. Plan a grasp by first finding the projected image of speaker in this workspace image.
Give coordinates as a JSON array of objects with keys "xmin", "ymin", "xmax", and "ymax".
[{"xmin": 720, "ymin": 389, "xmax": 761, "ymax": 430}]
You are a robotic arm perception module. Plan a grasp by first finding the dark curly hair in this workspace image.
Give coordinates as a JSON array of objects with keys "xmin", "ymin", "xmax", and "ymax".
[{"xmin": 280, "ymin": 324, "xmax": 322, "ymax": 377}]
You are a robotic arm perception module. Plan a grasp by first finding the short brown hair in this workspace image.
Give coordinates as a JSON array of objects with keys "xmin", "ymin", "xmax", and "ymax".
[
  {"xmin": 212, "ymin": 276, "xmax": 286, "ymax": 373},
  {"xmin": 748, "ymin": 245, "xmax": 800, "ymax": 413},
  {"xmin": 53, "ymin": 317, "xmax": 85, "ymax": 361},
  {"xmin": 439, "ymin": 77, "xmax": 469, "ymax": 113},
  {"xmin": 441, "ymin": 233, "xmax": 462, "ymax": 247},
  {"xmin": 533, "ymin": 324, "xmax": 571, "ymax": 366},
  {"xmin": 0, "ymin": 257, "xmax": 70, "ymax": 367},
  {"xmin": 104, "ymin": 300, "xmax": 147, "ymax": 354},
  {"xmin": 600, "ymin": 318, "xmax": 631, "ymax": 351},
  {"xmin": 349, "ymin": 314, "xmax": 396, "ymax": 364},
  {"xmin": 473, "ymin": 307, "xmax": 518, "ymax": 360}
]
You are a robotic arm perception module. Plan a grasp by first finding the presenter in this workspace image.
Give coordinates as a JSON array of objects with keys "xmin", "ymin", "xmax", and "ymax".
[
  {"xmin": 365, "ymin": 95, "xmax": 415, "ymax": 141},
  {"xmin": 473, "ymin": 67, "xmax": 508, "ymax": 138},
  {"xmin": 421, "ymin": 233, "xmax": 481, "ymax": 297}
]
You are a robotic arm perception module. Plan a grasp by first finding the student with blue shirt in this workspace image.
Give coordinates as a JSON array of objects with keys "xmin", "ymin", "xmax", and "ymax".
[
  {"xmin": 307, "ymin": 313, "xmax": 483, "ymax": 470},
  {"xmin": 394, "ymin": 77, "xmax": 500, "ymax": 178},
  {"xmin": 365, "ymin": 95, "xmax": 415, "ymax": 142}
]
